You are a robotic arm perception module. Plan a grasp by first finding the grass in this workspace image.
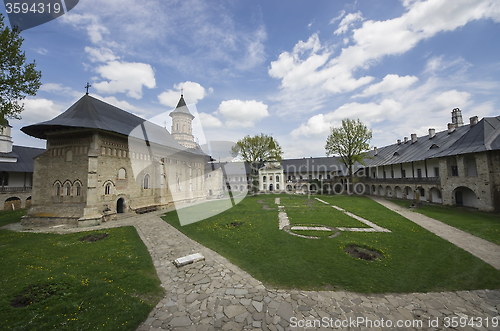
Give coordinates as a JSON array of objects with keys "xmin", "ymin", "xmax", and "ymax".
[
  {"xmin": 389, "ymin": 199, "xmax": 500, "ymax": 245},
  {"xmin": 0, "ymin": 208, "xmax": 27, "ymax": 227},
  {"xmin": 164, "ymin": 194, "xmax": 500, "ymax": 293},
  {"xmin": 280, "ymin": 196, "xmax": 369, "ymax": 228},
  {"xmin": 0, "ymin": 210, "xmax": 164, "ymax": 331}
]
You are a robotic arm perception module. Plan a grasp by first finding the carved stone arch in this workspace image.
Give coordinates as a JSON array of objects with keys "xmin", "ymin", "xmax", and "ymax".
[
  {"xmin": 62, "ymin": 180, "xmax": 72, "ymax": 196},
  {"xmin": 73, "ymin": 180, "xmax": 83, "ymax": 197},
  {"xmin": 53, "ymin": 180, "xmax": 63, "ymax": 197},
  {"xmin": 118, "ymin": 167, "xmax": 126, "ymax": 180},
  {"xmin": 103, "ymin": 180, "xmax": 114, "ymax": 196}
]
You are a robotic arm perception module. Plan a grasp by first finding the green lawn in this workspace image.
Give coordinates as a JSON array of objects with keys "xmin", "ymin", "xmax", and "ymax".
[
  {"xmin": 280, "ymin": 196, "xmax": 369, "ymax": 228},
  {"xmin": 0, "ymin": 212, "xmax": 163, "ymax": 331},
  {"xmin": 0, "ymin": 208, "xmax": 27, "ymax": 227},
  {"xmin": 164, "ymin": 194, "xmax": 500, "ymax": 293},
  {"xmin": 389, "ymin": 199, "xmax": 500, "ymax": 245}
]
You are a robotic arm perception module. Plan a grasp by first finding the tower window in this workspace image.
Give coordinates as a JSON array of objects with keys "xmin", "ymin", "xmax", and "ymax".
[{"xmin": 105, "ymin": 183, "xmax": 112, "ymax": 195}]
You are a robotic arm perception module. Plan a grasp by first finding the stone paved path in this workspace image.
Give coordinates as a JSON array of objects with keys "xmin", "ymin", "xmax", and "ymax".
[
  {"xmin": 5, "ymin": 206, "xmax": 500, "ymax": 330},
  {"xmin": 369, "ymin": 196, "xmax": 500, "ymax": 270}
]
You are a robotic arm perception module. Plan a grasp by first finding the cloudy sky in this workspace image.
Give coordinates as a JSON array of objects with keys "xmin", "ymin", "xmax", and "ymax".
[{"xmin": 2, "ymin": 0, "xmax": 500, "ymax": 159}]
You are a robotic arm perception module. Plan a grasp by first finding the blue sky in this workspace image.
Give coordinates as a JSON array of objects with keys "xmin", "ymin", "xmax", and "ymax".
[{"xmin": 2, "ymin": 0, "xmax": 500, "ymax": 159}]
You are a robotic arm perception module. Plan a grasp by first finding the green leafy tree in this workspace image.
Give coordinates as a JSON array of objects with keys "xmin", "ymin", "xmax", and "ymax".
[
  {"xmin": 0, "ymin": 14, "xmax": 42, "ymax": 125},
  {"xmin": 325, "ymin": 119, "xmax": 372, "ymax": 191},
  {"xmin": 230, "ymin": 134, "xmax": 283, "ymax": 192}
]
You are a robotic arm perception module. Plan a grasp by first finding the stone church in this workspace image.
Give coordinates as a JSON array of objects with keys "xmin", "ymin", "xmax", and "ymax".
[{"xmin": 21, "ymin": 93, "xmax": 211, "ymax": 227}]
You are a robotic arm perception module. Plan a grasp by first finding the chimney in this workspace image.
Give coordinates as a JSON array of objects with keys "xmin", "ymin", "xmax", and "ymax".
[
  {"xmin": 469, "ymin": 116, "xmax": 478, "ymax": 126},
  {"xmin": 397, "ymin": 139, "xmax": 401, "ymax": 145},
  {"xmin": 451, "ymin": 108, "xmax": 464, "ymax": 127},
  {"xmin": 374, "ymin": 147, "xmax": 378, "ymax": 155},
  {"xmin": 448, "ymin": 123, "xmax": 455, "ymax": 133},
  {"xmin": 404, "ymin": 137, "xmax": 408, "ymax": 143},
  {"xmin": 428, "ymin": 128, "xmax": 436, "ymax": 138},
  {"xmin": 411, "ymin": 133, "xmax": 417, "ymax": 143}
]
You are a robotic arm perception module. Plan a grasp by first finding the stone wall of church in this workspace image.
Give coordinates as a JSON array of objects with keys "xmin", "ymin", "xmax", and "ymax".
[
  {"xmin": 23, "ymin": 133, "xmax": 93, "ymax": 225},
  {"xmin": 23, "ymin": 130, "xmax": 210, "ymax": 227}
]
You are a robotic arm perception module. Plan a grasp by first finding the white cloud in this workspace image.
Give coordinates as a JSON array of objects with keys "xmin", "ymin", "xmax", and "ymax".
[
  {"xmin": 216, "ymin": 100, "xmax": 269, "ymax": 127},
  {"xmin": 92, "ymin": 61, "xmax": 156, "ymax": 99},
  {"xmin": 39, "ymin": 83, "xmax": 82, "ymax": 98},
  {"xmin": 330, "ymin": 10, "xmax": 345, "ymax": 24},
  {"xmin": 355, "ymin": 74, "xmax": 419, "ymax": 97},
  {"xmin": 198, "ymin": 112, "xmax": 223, "ymax": 128},
  {"xmin": 19, "ymin": 99, "xmax": 65, "ymax": 125},
  {"xmin": 158, "ymin": 81, "xmax": 211, "ymax": 108},
  {"xmin": 291, "ymin": 99, "xmax": 402, "ymax": 138},
  {"xmin": 85, "ymin": 47, "xmax": 119, "ymax": 63},
  {"xmin": 61, "ymin": 13, "xmax": 109, "ymax": 44},
  {"xmin": 435, "ymin": 90, "xmax": 471, "ymax": 110},
  {"xmin": 334, "ymin": 11, "xmax": 363, "ymax": 35},
  {"xmin": 270, "ymin": 0, "xmax": 500, "ymax": 113},
  {"xmin": 34, "ymin": 48, "xmax": 48, "ymax": 55}
]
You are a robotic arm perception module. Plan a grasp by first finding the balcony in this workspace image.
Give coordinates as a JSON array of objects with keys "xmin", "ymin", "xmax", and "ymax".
[
  {"xmin": 363, "ymin": 177, "xmax": 440, "ymax": 185},
  {"xmin": 0, "ymin": 186, "xmax": 33, "ymax": 193}
]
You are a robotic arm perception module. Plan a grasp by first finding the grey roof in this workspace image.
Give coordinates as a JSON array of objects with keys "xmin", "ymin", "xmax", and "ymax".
[
  {"xmin": 21, "ymin": 95, "xmax": 206, "ymax": 157},
  {"xmin": 362, "ymin": 116, "xmax": 500, "ymax": 167},
  {"xmin": 169, "ymin": 95, "xmax": 194, "ymax": 118},
  {"xmin": 0, "ymin": 145, "xmax": 45, "ymax": 172},
  {"xmin": 282, "ymin": 157, "xmax": 350, "ymax": 173}
]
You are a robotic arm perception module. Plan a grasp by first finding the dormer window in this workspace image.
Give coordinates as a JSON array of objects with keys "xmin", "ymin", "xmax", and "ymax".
[
  {"xmin": 393, "ymin": 152, "xmax": 400, "ymax": 157},
  {"xmin": 430, "ymin": 144, "xmax": 439, "ymax": 149}
]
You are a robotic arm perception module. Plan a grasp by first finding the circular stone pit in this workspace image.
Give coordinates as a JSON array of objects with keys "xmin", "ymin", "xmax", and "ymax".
[{"xmin": 344, "ymin": 244, "xmax": 383, "ymax": 261}]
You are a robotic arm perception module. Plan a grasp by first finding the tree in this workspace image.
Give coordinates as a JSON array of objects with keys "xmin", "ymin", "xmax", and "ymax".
[
  {"xmin": 230, "ymin": 134, "xmax": 283, "ymax": 191},
  {"xmin": 325, "ymin": 119, "xmax": 372, "ymax": 192},
  {"xmin": 0, "ymin": 14, "xmax": 42, "ymax": 126}
]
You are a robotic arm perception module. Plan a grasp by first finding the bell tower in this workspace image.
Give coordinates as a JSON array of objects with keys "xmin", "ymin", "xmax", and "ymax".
[{"xmin": 169, "ymin": 93, "xmax": 196, "ymax": 149}]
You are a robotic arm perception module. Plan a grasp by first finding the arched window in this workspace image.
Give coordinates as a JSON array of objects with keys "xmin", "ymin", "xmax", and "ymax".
[
  {"xmin": 263, "ymin": 176, "xmax": 266, "ymax": 182},
  {"xmin": 105, "ymin": 183, "xmax": 112, "ymax": 195},
  {"xmin": 118, "ymin": 168, "xmax": 126, "ymax": 179},
  {"xmin": 64, "ymin": 182, "xmax": 71, "ymax": 196},
  {"xmin": 276, "ymin": 175, "xmax": 279, "ymax": 182},
  {"xmin": 54, "ymin": 182, "xmax": 61, "ymax": 196},
  {"xmin": 65, "ymin": 149, "xmax": 73, "ymax": 162},
  {"xmin": 143, "ymin": 174, "xmax": 150, "ymax": 189},
  {"xmin": 74, "ymin": 182, "xmax": 82, "ymax": 196}
]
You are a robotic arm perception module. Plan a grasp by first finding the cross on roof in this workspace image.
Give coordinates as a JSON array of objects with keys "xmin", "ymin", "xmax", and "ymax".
[
  {"xmin": 180, "ymin": 87, "xmax": 183, "ymax": 96},
  {"xmin": 85, "ymin": 82, "xmax": 91, "ymax": 95}
]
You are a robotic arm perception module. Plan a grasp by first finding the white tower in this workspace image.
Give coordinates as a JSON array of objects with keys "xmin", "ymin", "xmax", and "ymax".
[
  {"xmin": 0, "ymin": 121, "xmax": 13, "ymax": 153},
  {"xmin": 169, "ymin": 94, "xmax": 196, "ymax": 149}
]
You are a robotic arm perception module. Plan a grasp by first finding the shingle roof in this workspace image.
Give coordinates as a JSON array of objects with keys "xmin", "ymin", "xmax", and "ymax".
[
  {"xmin": 362, "ymin": 116, "xmax": 500, "ymax": 167},
  {"xmin": 0, "ymin": 145, "xmax": 45, "ymax": 172},
  {"xmin": 21, "ymin": 94, "xmax": 206, "ymax": 156},
  {"xmin": 282, "ymin": 157, "xmax": 350, "ymax": 173}
]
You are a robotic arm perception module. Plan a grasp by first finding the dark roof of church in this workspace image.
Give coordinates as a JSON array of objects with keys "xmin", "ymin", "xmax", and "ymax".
[
  {"xmin": 21, "ymin": 95, "xmax": 205, "ymax": 156},
  {"xmin": 362, "ymin": 116, "xmax": 500, "ymax": 167},
  {"xmin": 0, "ymin": 145, "xmax": 45, "ymax": 172},
  {"xmin": 169, "ymin": 95, "xmax": 194, "ymax": 118}
]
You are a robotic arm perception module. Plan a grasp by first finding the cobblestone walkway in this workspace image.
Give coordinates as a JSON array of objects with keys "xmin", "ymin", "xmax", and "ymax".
[
  {"xmin": 369, "ymin": 196, "xmax": 500, "ymax": 270},
  {"xmin": 5, "ymin": 208, "xmax": 499, "ymax": 330}
]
